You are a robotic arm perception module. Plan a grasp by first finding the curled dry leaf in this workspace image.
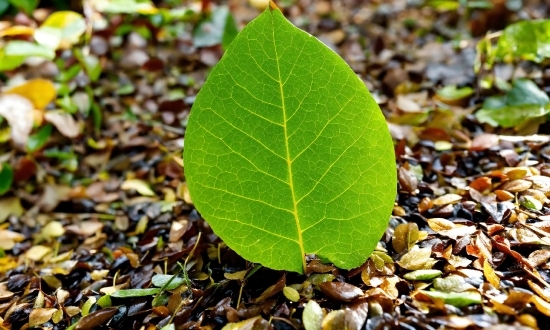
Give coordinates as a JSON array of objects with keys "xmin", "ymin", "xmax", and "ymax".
[
  {"xmin": 44, "ymin": 111, "xmax": 81, "ymax": 138},
  {"xmin": 392, "ymin": 222, "xmax": 419, "ymax": 253},
  {"xmin": 398, "ymin": 166, "xmax": 418, "ymax": 194}
]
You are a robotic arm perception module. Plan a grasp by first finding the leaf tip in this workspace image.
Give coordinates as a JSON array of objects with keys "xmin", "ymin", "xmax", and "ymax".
[{"xmin": 269, "ymin": 1, "xmax": 278, "ymax": 10}]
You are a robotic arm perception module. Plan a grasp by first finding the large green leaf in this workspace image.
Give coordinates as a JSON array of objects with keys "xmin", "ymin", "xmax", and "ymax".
[
  {"xmin": 184, "ymin": 4, "xmax": 396, "ymax": 273},
  {"xmin": 475, "ymin": 79, "xmax": 550, "ymax": 128},
  {"xmin": 495, "ymin": 20, "xmax": 550, "ymax": 63}
]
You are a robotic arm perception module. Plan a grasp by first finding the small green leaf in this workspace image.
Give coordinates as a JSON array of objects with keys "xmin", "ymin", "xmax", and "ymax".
[
  {"xmin": 94, "ymin": 0, "xmax": 157, "ymax": 14},
  {"xmin": 110, "ymin": 288, "xmax": 161, "ymax": 298},
  {"xmin": 4, "ymin": 41, "xmax": 55, "ymax": 60},
  {"xmin": 81, "ymin": 296, "xmax": 96, "ymax": 316},
  {"xmin": 184, "ymin": 3, "xmax": 396, "ymax": 274},
  {"xmin": 520, "ymin": 195, "xmax": 543, "ymax": 211},
  {"xmin": 419, "ymin": 290, "xmax": 482, "ymax": 307},
  {"xmin": 436, "ymin": 85, "xmax": 473, "ymax": 104},
  {"xmin": 403, "ymin": 270, "xmax": 442, "ymax": 281},
  {"xmin": 151, "ymin": 274, "xmax": 186, "ymax": 290},
  {"xmin": 283, "ymin": 286, "xmax": 300, "ymax": 302},
  {"xmin": 27, "ymin": 124, "xmax": 53, "ymax": 152},
  {"xmin": 152, "ymin": 291, "xmax": 170, "ymax": 307},
  {"xmin": 97, "ymin": 295, "xmax": 112, "ymax": 308},
  {"xmin": 0, "ymin": 164, "xmax": 13, "ymax": 196}
]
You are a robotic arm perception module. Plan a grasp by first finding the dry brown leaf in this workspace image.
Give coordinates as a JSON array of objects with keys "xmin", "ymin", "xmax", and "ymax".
[
  {"xmin": 392, "ymin": 222, "xmax": 419, "ymax": 253},
  {"xmin": 500, "ymin": 180, "xmax": 532, "ymax": 193},
  {"xmin": 432, "ymin": 194, "xmax": 462, "ymax": 206},
  {"xmin": 398, "ymin": 246, "xmax": 437, "ymax": 271}
]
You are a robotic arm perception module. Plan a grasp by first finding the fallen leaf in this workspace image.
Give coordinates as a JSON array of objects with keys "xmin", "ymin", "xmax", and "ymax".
[
  {"xmin": 5, "ymin": 79, "xmax": 56, "ymax": 109},
  {"xmin": 0, "ymin": 94, "xmax": 35, "ymax": 147},
  {"xmin": 392, "ymin": 222, "xmax": 419, "ymax": 253},
  {"xmin": 283, "ymin": 286, "xmax": 300, "ymax": 302},
  {"xmin": 303, "ymin": 300, "xmax": 323, "ymax": 330},
  {"xmin": 419, "ymin": 290, "xmax": 482, "ymax": 307},
  {"xmin": 319, "ymin": 282, "xmax": 363, "ymax": 302},
  {"xmin": 398, "ymin": 246, "xmax": 437, "ymax": 270},
  {"xmin": 121, "ymin": 179, "xmax": 155, "ymax": 196},
  {"xmin": 25, "ymin": 245, "xmax": 52, "ymax": 262},
  {"xmin": 483, "ymin": 259, "xmax": 500, "ymax": 288},
  {"xmin": 44, "ymin": 111, "xmax": 81, "ymax": 138},
  {"xmin": 29, "ymin": 308, "xmax": 57, "ymax": 328}
]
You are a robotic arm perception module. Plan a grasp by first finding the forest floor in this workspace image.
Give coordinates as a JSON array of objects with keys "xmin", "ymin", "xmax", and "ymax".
[{"xmin": 0, "ymin": 0, "xmax": 550, "ymax": 329}]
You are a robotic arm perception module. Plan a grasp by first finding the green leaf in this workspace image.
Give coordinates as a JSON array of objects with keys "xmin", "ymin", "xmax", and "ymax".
[
  {"xmin": 27, "ymin": 124, "xmax": 53, "ymax": 152},
  {"xmin": 3, "ymin": 41, "xmax": 55, "ymax": 60},
  {"xmin": 476, "ymin": 79, "xmax": 550, "ymax": 128},
  {"xmin": 184, "ymin": 5, "xmax": 396, "ymax": 273},
  {"xmin": 0, "ymin": 50, "xmax": 25, "ymax": 72},
  {"xmin": 110, "ymin": 288, "xmax": 161, "ymax": 298},
  {"xmin": 94, "ymin": 0, "xmax": 157, "ymax": 14},
  {"xmin": 505, "ymin": 79, "xmax": 549, "ymax": 106},
  {"xmin": 436, "ymin": 85, "xmax": 473, "ymax": 103},
  {"xmin": 419, "ymin": 290, "xmax": 482, "ymax": 307},
  {"xmin": 0, "ymin": 163, "xmax": 13, "ymax": 196},
  {"xmin": 403, "ymin": 269, "xmax": 442, "ymax": 281},
  {"xmin": 495, "ymin": 20, "xmax": 550, "ymax": 63},
  {"xmin": 8, "ymin": 0, "xmax": 38, "ymax": 15},
  {"xmin": 151, "ymin": 274, "xmax": 186, "ymax": 290}
]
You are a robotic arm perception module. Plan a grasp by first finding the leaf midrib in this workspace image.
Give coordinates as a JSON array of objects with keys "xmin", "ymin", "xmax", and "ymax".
[{"xmin": 271, "ymin": 10, "xmax": 306, "ymax": 273}]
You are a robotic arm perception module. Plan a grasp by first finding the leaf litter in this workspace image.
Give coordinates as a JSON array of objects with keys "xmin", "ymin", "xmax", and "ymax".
[{"xmin": 0, "ymin": 0, "xmax": 549, "ymax": 329}]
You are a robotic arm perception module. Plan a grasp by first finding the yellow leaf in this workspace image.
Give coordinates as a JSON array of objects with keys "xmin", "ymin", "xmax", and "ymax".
[
  {"xmin": 0, "ymin": 25, "xmax": 34, "ymax": 37},
  {"xmin": 483, "ymin": 259, "xmax": 500, "ymax": 288},
  {"xmin": 0, "ymin": 256, "xmax": 17, "ymax": 273},
  {"xmin": 29, "ymin": 308, "xmax": 57, "ymax": 328},
  {"xmin": 531, "ymin": 295, "xmax": 550, "ymax": 317},
  {"xmin": 121, "ymin": 179, "xmax": 155, "ymax": 196},
  {"xmin": 428, "ymin": 218, "xmax": 456, "ymax": 232},
  {"xmin": 25, "ymin": 245, "xmax": 53, "ymax": 262},
  {"xmin": 0, "ymin": 197, "xmax": 24, "ymax": 223},
  {"xmin": 5, "ymin": 79, "xmax": 56, "ymax": 110}
]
